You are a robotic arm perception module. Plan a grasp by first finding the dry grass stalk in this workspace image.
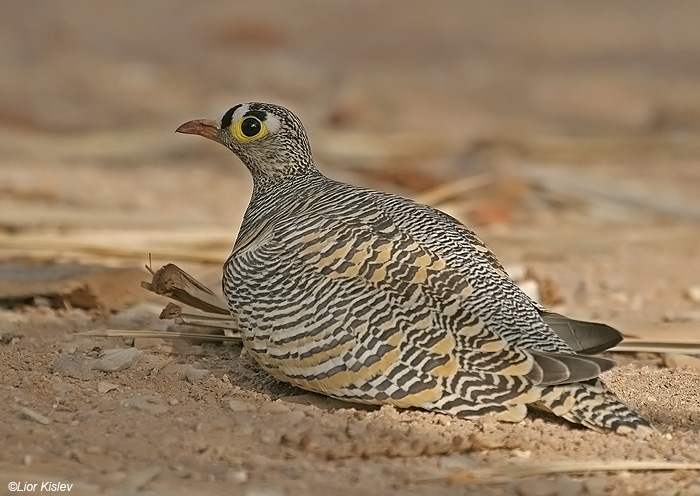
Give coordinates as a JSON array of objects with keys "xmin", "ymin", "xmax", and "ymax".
[
  {"xmin": 421, "ymin": 460, "xmax": 700, "ymax": 484},
  {"xmin": 413, "ymin": 172, "xmax": 495, "ymax": 206},
  {"xmin": 612, "ymin": 340, "xmax": 700, "ymax": 354},
  {"xmin": 142, "ymin": 263, "xmax": 229, "ymax": 314},
  {"xmin": 79, "ymin": 329, "xmax": 241, "ymax": 341},
  {"xmin": 160, "ymin": 302, "xmax": 238, "ymax": 331},
  {"xmin": 0, "ymin": 234, "xmax": 226, "ymax": 263},
  {"xmin": 516, "ymin": 163, "xmax": 700, "ymax": 221}
]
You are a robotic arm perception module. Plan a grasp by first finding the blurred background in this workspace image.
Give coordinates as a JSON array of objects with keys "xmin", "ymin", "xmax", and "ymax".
[
  {"xmin": 1, "ymin": 0, "xmax": 699, "ymax": 319},
  {"xmin": 1, "ymin": 4, "xmax": 700, "ymax": 494}
]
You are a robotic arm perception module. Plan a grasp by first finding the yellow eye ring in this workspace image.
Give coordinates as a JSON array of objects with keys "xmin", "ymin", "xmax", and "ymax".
[{"xmin": 231, "ymin": 116, "xmax": 269, "ymax": 142}]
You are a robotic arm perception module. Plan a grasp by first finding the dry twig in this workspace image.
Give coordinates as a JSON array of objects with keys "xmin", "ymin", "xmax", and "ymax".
[{"xmin": 420, "ymin": 460, "xmax": 700, "ymax": 484}]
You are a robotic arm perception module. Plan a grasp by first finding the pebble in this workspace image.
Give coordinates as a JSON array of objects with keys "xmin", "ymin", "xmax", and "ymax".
[
  {"xmin": 583, "ymin": 475, "xmax": 607, "ymax": 495},
  {"xmin": 92, "ymin": 348, "xmax": 143, "ymax": 372},
  {"xmin": 518, "ymin": 280, "xmax": 541, "ymax": 303},
  {"xmin": 19, "ymin": 406, "xmax": 51, "ymax": 425},
  {"xmin": 120, "ymin": 395, "xmax": 168, "ymax": 415},
  {"xmin": 117, "ymin": 464, "xmax": 161, "ymax": 491},
  {"xmin": 52, "ymin": 381, "xmax": 75, "ymax": 397},
  {"xmin": 517, "ymin": 477, "xmax": 556, "ymax": 496},
  {"xmin": 279, "ymin": 410, "xmax": 306, "ymax": 427},
  {"xmin": 133, "ymin": 337, "xmax": 169, "ymax": 351},
  {"xmin": 664, "ymin": 354, "xmax": 700, "ymax": 375},
  {"xmin": 259, "ymin": 402, "xmax": 292, "ymax": 414},
  {"xmin": 108, "ymin": 303, "xmax": 168, "ymax": 330},
  {"xmin": 555, "ymin": 476, "xmax": 583, "ymax": 496},
  {"xmin": 505, "ymin": 264, "xmax": 527, "ymax": 282},
  {"xmin": 53, "ymin": 353, "xmax": 93, "ymax": 380},
  {"xmin": 677, "ymin": 479, "xmax": 700, "ymax": 496},
  {"xmin": 258, "ymin": 428, "xmax": 280, "ymax": 445},
  {"xmin": 0, "ymin": 331, "xmax": 22, "ymax": 344},
  {"xmin": 685, "ymin": 285, "xmax": 700, "ymax": 303},
  {"xmin": 245, "ymin": 487, "xmax": 283, "ymax": 496},
  {"xmin": 438, "ymin": 454, "xmax": 476, "ymax": 470},
  {"xmin": 183, "ymin": 365, "xmax": 210, "ymax": 383},
  {"xmin": 229, "ymin": 399, "xmax": 257, "ymax": 412},
  {"xmin": 97, "ymin": 381, "xmax": 119, "ymax": 394},
  {"xmin": 226, "ymin": 469, "xmax": 249, "ymax": 483},
  {"xmin": 663, "ymin": 310, "xmax": 700, "ymax": 322},
  {"xmin": 120, "ymin": 395, "xmax": 152, "ymax": 409}
]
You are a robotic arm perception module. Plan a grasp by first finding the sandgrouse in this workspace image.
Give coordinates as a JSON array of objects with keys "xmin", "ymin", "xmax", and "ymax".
[{"xmin": 176, "ymin": 102, "xmax": 652, "ymax": 436}]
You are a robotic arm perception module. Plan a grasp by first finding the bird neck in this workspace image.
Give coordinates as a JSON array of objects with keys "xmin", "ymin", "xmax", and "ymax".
[
  {"xmin": 249, "ymin": 165, "xmax": 323, "ymax": 197},
  {"xmin": 238, "ymin": 169, "xmax": 324, "ymax": 234}
]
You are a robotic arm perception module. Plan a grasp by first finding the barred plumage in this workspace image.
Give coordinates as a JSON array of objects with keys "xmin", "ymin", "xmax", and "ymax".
[{"xmin": 176, "ymin": 102, "xmax": 653, "ymax": 436}]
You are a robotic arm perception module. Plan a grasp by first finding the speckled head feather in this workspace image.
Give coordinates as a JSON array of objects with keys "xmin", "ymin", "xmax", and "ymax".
[{"xmin": 216, "ymin": 102, "xmax": 316, "ymax": 181}]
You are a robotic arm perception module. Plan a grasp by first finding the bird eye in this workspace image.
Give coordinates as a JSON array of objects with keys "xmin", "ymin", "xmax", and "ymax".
[
  {"xmin": 240, "ymin": 117, "xmax": 262, "ymax": 137},
  {"xmin": 231, "ymin": 115, "xmax": 269, "ymax": 142}
]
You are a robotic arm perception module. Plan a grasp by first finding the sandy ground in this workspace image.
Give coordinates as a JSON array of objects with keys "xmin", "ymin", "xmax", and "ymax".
[{"xmin": 1, "ymin": 2, "xmax": 700, "ymax": 495}]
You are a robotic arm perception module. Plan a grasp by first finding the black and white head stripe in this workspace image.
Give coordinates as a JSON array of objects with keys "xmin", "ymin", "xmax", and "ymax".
[{"xmin": 220, "ymin": 103, "xmax": 283, "ymax": 135}]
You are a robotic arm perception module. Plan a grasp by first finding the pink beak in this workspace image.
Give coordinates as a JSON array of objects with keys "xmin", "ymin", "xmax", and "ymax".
[{"xmin": 175, "ymin": 119, "xmax": 220, "ymax": 141}]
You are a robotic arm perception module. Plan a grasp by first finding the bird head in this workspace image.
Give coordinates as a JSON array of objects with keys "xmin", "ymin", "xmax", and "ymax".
[{"xmin": 176, "ymin": 102, "xmax": 315, "ymax": 179}]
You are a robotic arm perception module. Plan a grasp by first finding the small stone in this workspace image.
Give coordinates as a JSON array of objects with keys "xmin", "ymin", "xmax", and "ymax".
[
  {"xmin": 505, "ymin": 264, "xmax": 527, "ymax": 282},
  {"xmin": 518, "ymin": 280, "xmax": 541, "ymax": 303},
  {"xmin": 108, "ymin": 303, "xmax": 167, "ymax": 330},
  {"xmin": 554, "ymin": 476, "xmax": 583, "ymax": 496},
  {"xmin": 168, "ymin": 398, "xmax": 179, "ymax": 406},
  {"xmin": 92, "ymin": 348, "xmax": 143, "ymax": 372},
  {"xmin": 678, "ymin": 479, "xmax": 700, "ymax": 496},
  {"xmin": 663, "ymin": 310, "xmax": 700, "ymax": 322},
  {"xmin": 120, "ymin": 395, "xmax": 151, "ymax": 410},
  {"xmin": 229, "ymin": 399, "xmax": 257, "ymax": 412},
  {"xmin": 438, "ymin": 454, "xmax": 476, "ymax": 470},
  {"xmin": 664, "ymin": 354, "xmax": 700, "ymax": 375},
  {"xmin": 517, "ymin": 478, "xmax": 556, "ymax": 496},
  {"xmin": 118, "ymin": 464, "xmax": 161, "ymax": 491},
  {"xmin": 23, "ymin": 454, "xmax": 32, "ymax": 466},
  {"xmin": 97, "ymin": 381, "xmax": 119, "ymax": 394},
  {"xmin": 133, "ymin": 337, "xmax": 169, "ymax": 351},
  {"xmin": 279, "ymin": 410, "xmax": 306, "ymax": 427},
  {"xmin": 33, "ymin": 296, "xmax": 53, "ymax": 308},
  {"xmin": 20, "ymin": 406, "xmax": 50, "ymax": 425},
  {"xmin": 120, "ymin": 395, "xmax": 167, "ymax": 414},
  {"xmin": 245, "ymin": 489, "xmax": 283, "ymax": 496},
  {"xmin": 52, "ymin": 381, "xmax": 75, "ymax": 397},
  {"xmin": 685, "ymin": 285, "xmax": 700, "ymax": 303},
  {"xmin": 53, "ymin": 353, "xmax": 93, "ymax": 380},
  {"xmin": 259, "ymin": 402, "xmax": 291, "ymax": 414},
  {"xmin": 258, "ymin": 428, "xmax": 279, "ymax": 445},
  {"xmin": 226, "ymin": 469, "xmax": 249, "ymax": 483},
  {"xmin": 583, "ymin": 476, "xmax": 607, "ymax": 495},
  {"xmin": 0, "ymin": 332, "xmax": 22, "ymax": 344},
  {"xmin": 96, "ymin": 399, "xmax": 118, "ymax": 413},
  {"xmin": 183, "ymin": 365, "xmax": 210, "ymax": 383}
]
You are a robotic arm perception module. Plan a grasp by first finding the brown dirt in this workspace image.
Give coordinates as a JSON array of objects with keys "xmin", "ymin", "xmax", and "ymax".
[{"xmin": 1, "ymin": 2, "xmax": 700, "ymax": 495}]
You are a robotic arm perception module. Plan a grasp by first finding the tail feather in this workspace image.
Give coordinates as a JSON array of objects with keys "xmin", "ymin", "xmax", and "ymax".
[
  {"xmin": 533, "ymin": 379, "xmax": 654, "ymax": 437},
  {"xmin": 529, "ymin": 350, "xmax": 617, "ymax": 385},
  {"xmin": 540, "ymin": 311, "xmax": 623, "ymax": 355}
]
